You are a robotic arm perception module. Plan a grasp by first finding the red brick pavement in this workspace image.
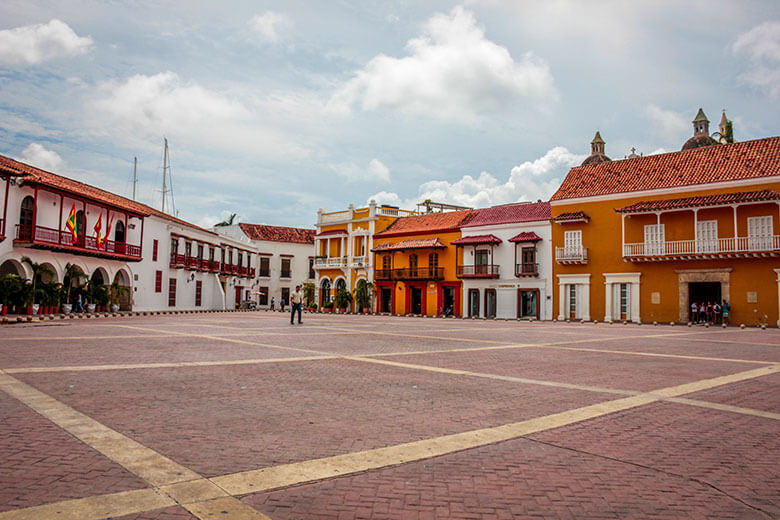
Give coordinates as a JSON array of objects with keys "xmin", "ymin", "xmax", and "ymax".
[
  {"xmin": 16, "ymin": 359, "xmax": 613, "ymax": 478},
  {"xmin": 111, "ymin": 506, "xmax": 196, "ymax": 519},
  {"xmin": 684, "ymin": 372, "xmax": 780, "ymax": 413},
  {"xmin": 530, "ymin": 402, "xmax": 780, "ymax": 517},
  {"xmin": 377, "ymin": 347, "xmax": 756, "ymax": 392},
  {"xmin": 0, "ymin": 391, "xmax": 148, "ymax": 512},
  {"xmin": 242, "ymin": 433, "xmax": 766, "ymax": 519}
]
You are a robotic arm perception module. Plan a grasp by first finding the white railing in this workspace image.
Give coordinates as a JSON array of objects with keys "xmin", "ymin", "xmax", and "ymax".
[
  {"xmin": 350, "ymin": 256, "xmax": 367, "ymax": 267},
  {"xmin": 555, "ymin": 247, "xmax": 588, "ymax": 263},
  {"xmin": 623, "ymin": 235, "xmax": 780, "ymax": 257},
  {"xmin": 319, "ymin": 210, "xmax": 351, "ymax": 224},
  {"xmin": 314, "ymin": 256, "xmax": 348, "ymax": 268},
  {"xmin": 377, "ymin": 207, "xmax": 416, "ymax": 218}
]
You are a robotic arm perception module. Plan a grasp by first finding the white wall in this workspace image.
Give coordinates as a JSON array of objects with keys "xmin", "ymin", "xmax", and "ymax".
[{"xmin": 459, "ymin": 220, "xmax": 553, "ymax": 320}]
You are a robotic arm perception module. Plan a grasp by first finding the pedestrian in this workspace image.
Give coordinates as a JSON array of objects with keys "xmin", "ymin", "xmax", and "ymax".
[
  {"xmin": 280, "ymin": 298, "xmax": 286, "ymax": 312},
  {"xmin": 706, "ymin": 301, "xmax": 713, "ymax": 323},
  {"xmin": 722, "ymin": 300, "xmax": 730, "ymax": 326},
  {"xmin": 713, "ymin": 301, "xmax": 722, "ymax": 324},
  {"xmin": 690, "ymin": 301, "xmax": 698, "ymax": 323},
  {"xmin": 270, "ymin": 296, "xmax": 275, "ymax": 311},
  {"xmin": 699, "ymin": 302, "xmax": 706, "ymax": 324},
  {"xmin": 290, "ymin": 285, "xmax": 303, "ymax": 325},
  {"xmin": 75, "ymin": 292, "xmax": 84, "ymax": 313}
]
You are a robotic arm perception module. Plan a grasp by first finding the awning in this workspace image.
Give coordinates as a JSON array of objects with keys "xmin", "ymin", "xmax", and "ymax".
[
  {"xmin": 508, "ymin": 231, "xmax": 542, "ymax": 242},
  {"xmin": 552, "ymin": 211, "xmax": 589, "ymax": 223},
  {"xmin": 451, "ymin": 234, "xmax": 502, "ymax": 246}
]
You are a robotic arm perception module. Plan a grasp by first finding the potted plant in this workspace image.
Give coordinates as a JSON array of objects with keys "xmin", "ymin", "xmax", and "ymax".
[
  {"xmin": 84, "ymin": 279, "xmax": 98, "ymax": 313},
  {"xmin": 353, "ymin": 279, "xmax": 373, "ymax": 314},
  {"xmin": 308, "ymin": 302, "xmax": 318, "ymax": 313},
  {"xmin": 322, "ymin": 301, "xmax": 333, "ymax": 313},
  {"xmin": 109, "ymin": 279, "xmax": 130, "ymax": 312},
  {"xmin": 335, "ymin": 288, "xmax": 352, "ymax": 313},
  {"xmin": 21, "ymin": 257, "xmax": 55, "ymax": 315},
  {"xmin": 62, "ymin": 263, "xmax": 85, "ymax": 314},
  {"xmin": 0, "ymin": 273, "xmax": 24, "ymax": 315},
  {"xmin": 303, "ymin": 282, "xmax": 315, "ymax": 309}
]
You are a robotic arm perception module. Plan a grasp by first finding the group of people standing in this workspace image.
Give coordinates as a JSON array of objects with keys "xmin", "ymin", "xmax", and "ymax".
[{"xmin": 690, "ymin": 300, "xmax": 730, "ymax": 325}]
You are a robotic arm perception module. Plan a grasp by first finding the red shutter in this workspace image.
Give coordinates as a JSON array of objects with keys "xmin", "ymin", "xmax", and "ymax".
[
  {"xmin": 195, "ymin": 281, "xmax": 202, "ymax": 307},
  {"xmin": 168, "ymin": 278, "xmax": 177, "ymax": 306},
  {"xmin": 155, "ymin": 270, "xmax": 162, "ymax": 293},
  {"xmin": 152, "ymin": 239, "xmax": 159, "ymax": 261}
]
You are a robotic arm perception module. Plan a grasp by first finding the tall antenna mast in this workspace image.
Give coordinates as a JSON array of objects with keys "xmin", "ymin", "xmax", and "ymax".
[
  {"xmin": 161, "ymin": 138, "xmax": 168, "ymax": 213},
  {"xmin": 132, "ymin": 157, "xmax": 138, "ymax": 200}
]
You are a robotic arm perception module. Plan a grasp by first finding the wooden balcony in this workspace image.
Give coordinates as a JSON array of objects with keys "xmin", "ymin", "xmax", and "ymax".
[
  {"xmin": 623, "ymin": 236, "xmax": 780, "ymax": 261},
  {"xmin": 555, "ymin": 247, "xmax": 588, "ymax": 264},
  {"xmin": 186, "ymin": 256, "xmax": 200, "ymax": 269},
  {"xmin": 375, "ymin": 267, "xmax": 444, "ymax": 281},
  {"xmin": 515, "ymin": 263, "xmax": 539, "ymax": 277},
  {"xmin": 456, "ymin": 264, "xmax": 499, "ymax": 279},
  {"xmin": 15, "ymin": 224, "xmax": 141, "ymax": 261},
  {"xmin": 170, "ymin": 253, "xmax": 186, "ymax": 268}
]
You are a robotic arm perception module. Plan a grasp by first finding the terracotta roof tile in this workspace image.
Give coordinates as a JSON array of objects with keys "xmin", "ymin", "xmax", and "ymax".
[
  {"xmin": 0, "ymin": 153, "xmax": 217, "ymax": 236},
  {"xmin": 552, "ymin": 211, "xmax": 590, "ymax": 223},
  {"xmin": 375, "ymin": 209, "xmax": 476, "ymax": 237},
  {"xmin": 508, "ymin": 231, "xmax": 542, "ymax": 242},
  {"xmin": 615, "ymin": 189, "xmax": 780, "ymax": 214},
  {"xmin": 315, "ymin": 229, "xmax": 348, "ymax": 237},
  {"xmin": 239, "ymin": 223, "xmax": 315, "ymax": 244},
  {"xmin": 462, "ymin": 201, "xmax": 550, "ymax": 227},
  {"xmin": 371, "ymin": 238, "xmax": 446, "ymax": 252},
  {"xmin": 451, "ymin": 234, "xmax": 502, "ymax": 245},
  {"xmin": 551, "ymin": 136, "xmax": 780, "ymax": 201}
]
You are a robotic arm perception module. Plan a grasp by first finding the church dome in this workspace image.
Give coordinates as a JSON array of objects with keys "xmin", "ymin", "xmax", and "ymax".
[
  {"xmin": 682, "ymin": 133, "xmax": 717, "ymax": 151},
  {"xmin": 581, "ymin": 153, "xmax": 611, "ymax": 166}
]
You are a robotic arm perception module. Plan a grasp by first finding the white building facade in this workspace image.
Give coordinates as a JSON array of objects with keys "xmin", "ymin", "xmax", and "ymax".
[{"xmin": 454, "ymin": 202, "xmax": 553, "ymax": 320}]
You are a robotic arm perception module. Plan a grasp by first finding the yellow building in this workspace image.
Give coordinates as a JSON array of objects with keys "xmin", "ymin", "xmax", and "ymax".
[
  {"xmin": 371, "ymin": 209, "xmax": 475, "ymax": 316},
  {"xmin": 551, "ymin": 112, "xmax": 780, "ymax": 326},
  {"xmin": 314, "ymin": 201, "xmax": 415, "ymax": 310}
]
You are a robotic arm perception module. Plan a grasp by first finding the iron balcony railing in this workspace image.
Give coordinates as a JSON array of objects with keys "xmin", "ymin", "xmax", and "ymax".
[
  {"xmin": 555, "ymin": 247, "xmax": 588, "ymax": 264},
  {"xmin": 623, "ymin": 236, "xmax": 780, "ymax": 258},
  {"xmin": 515, "ymin": 263, "xmax": 539, "ymax": 277},
  {"xmin": 456, "ymin": 264, "xmax": 500, "ymax": 278},
  {"xmin": 16, "ymin": 224, "xmax": 141, "ymax": 259},
  {"xmin": 375, "ymin": 267, "xmax": 444, "ymax": 281}
]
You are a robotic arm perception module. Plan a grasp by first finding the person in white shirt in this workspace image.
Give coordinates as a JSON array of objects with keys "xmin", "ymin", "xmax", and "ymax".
[{"xmin": 290, "ymin": 285, "xmax": 303, "ymax": 324}]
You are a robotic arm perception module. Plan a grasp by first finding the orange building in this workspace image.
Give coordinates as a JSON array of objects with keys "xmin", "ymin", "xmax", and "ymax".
[
  {"xmin": 372, "ymin": 210, "xmax": 475, "ymax": 316},
  {"xmin": 551, "ymin": 114, "xmax": 780, "ymax": 326}
]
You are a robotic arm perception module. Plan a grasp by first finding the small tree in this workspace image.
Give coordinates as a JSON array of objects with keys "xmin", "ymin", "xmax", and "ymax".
[
  {"xmin": 335, "ymin": 288, "xmax": 353, "ymax": 310},
  {"xmin": 0, "ymin": 273, "xmax": 24, "ymax": 308},
  {"xmin": 21, "ymin": 257, "xmax": 55, "ymax": 305},
  {"xmin": 353, "ymin": 279, "xmax": 373, "ymax": 312},
  {"xmin": 302, "ymin": 282, "xmax": 315, "ymax": 307},
  {"xmin": 64, "ymin": 263, "xmax": 85, "ymax": 304},
  {"xmin": 109, "ymin": 279, "xmax": 130, "ymax": 308}
]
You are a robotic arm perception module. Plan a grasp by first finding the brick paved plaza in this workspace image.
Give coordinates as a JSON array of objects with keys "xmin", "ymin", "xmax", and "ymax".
[{"xmin": 0, "ymin": 313, "xmax": 778, "ymax": 519}]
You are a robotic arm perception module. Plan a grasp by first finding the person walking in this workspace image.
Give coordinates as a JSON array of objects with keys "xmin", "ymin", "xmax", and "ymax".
[
  {"xmin": 270, "ymin": 296, "xmax": 275, "ymax": 311},
  {"xmin": 690, "ymin": 301, "xmax": 698, "ymax": 323},
  {"xmin": 290, "ymin": 285, "xmax": 303, "ymax": 325},
  {"xmin": 722, "ymin": 300, "xmax": 731, "ymax": 326},
  {"xmin": 75, "ymin": 292, "xmax": 84, "ymax": 313},
  {"xmin": 699, "ymin": 302, "xmax": 706, "ymax": 324}
]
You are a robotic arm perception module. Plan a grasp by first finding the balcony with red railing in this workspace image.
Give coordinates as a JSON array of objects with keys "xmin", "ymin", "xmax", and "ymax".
[
  {"xmin": 186, "ymin": 256, "xmax": 200, "ymax": 269},
  {"xmin": 15, "ymin": 224, "xmax": 141, "ymax": 261},
  {"xmin": 456, "ymin": 264, "xmax": 500, "ymax": 279},
  {"xmin": 170, "ymin": 253, "xmax": 185, "ymax": 267},
  {"xmin": 515, "ymin": 263, "xmax": 539, "ymax": 277},
  {"xmin": 209, "ymin": 260, "xmax": 220, "ymax": 272},
  {"xmin": 200, "ymin": 258, "xmax": 210, "ymax": 270},
  {"xmin": 249, "ymin": 267, "xmax": 256, "ymax": 277}
]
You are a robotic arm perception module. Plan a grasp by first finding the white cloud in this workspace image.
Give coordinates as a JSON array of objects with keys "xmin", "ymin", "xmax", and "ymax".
[
  {"xmin": 644, "ymin": 104, "xmax": 689, "ymax": 139},
  {"xmin": 249, "ymin": 11, "xmax": 291, "ymax": 44},
  {"xmin": 332, "ymin": 158, "xmax": 390, "ymax": 183},
  {"xmin": 733, "ymin": 21, "xmax": 780, "ymax": 96},
  {"xmin": 0, "ymin": 19, "xmax": 92, "ymax": 65},
  {"xmin": 369, "ymin": 146, "xmax": 584, "ymax": 209},
  {"xmin": 329, "ymin": 6, "xmax": 555, "ymax": 122},
  {"xmin": 18, "ymin": 143, "xmax": 64, "ymax": 171}
]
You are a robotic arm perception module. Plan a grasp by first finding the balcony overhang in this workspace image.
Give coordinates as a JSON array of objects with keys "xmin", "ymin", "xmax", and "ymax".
[
  {"xmin": 451, "ymin": 234, "xmax": 501, "ymax": 246},
  {"xmin": 615, "ymin": 189, "xmax": 780, "ymax": 215}
]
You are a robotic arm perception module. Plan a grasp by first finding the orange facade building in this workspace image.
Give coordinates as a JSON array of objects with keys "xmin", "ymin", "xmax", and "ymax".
[
  {"xmin": 372, "ymin": 210, "xmax": 475, "ymax": 316},
  {"xmin": 551, "ymin": 115, "xmax": 780, "ymax": 326}
]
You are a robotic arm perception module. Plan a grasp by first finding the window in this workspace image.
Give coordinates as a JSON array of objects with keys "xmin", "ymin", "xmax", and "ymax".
[
  {"xmin": 19, "ymin": 196, "xmax": 34, "ymax": 240},
  {"xmin": 168, "ymin": 278, "xmax": 177, "ymax": 306},
  {"xmin": 238, "ymin": 252, "xmax": 243, "ymax": 268},
  {"xmin": 197, "ymin": 245, "xmax": 204, "ymax": 260},
  {"xmin": 563, "ymin": 230, "xmax": 583, "ymax": 258},
  {"xmin": 228, "ymin": 249, "xmax": 233, "ymax": 265},
  {"xmin": 258, "ymin": 287, "xmax": 268, "ymax": 306},
  {"xmin": 521, "ymin": 247, "xmax": 536, "ymax": 274},
  {"xmin": 209, "ymin": 247, "xmax": 214, "ymax": 262},
  {"xmin": 429, "ymin": 253, "xmax": 438, "ymax": 270},
  {"xmin": 281, "ymin": 258, "xmax": 291, "ymax": 278},
  {"xmin": 259, "ymin": 257, "xmax": 270, "ymax": 277},
  {"xmin": 643, "ymin": 224, "xmax": 665, "ymax": 255},
  {"xmin": 152, "ymin": 239, "xmax": 158, "ymax": 261},
  {"xmin": 171, "ymin": 238, "xmax": 178, "ymax": 255},
  {"xmin": 748, "ymin": 216, "xmax": 773, "ymax": 250},
  {"xmin": 382, "ymin": 255, "xmax": 391, "ymax": 269},
  {"xmin": 308, "ymin": 257, "xmax": 315, "ymax": 279},
  {"xmin": 155, "ymin": 270, "xmax": 162, "ymax": 293},
  {"xmin": 195, "ymin": 280, "xmax": 202, "ymax": 306},
  {"xmin": 281, "ymin": 287, "xmax": 290, "ymax": 304},
  {"xmin": 321, "ymin": 278, "xmax": 331, "ymax": 306},
  {"xmin": 696, "ymin": 220, "xmax": 717, "ymax": 253},
  {"xmin": 185, "ymin": 242, "xmax": 192, "ymax": 258}
]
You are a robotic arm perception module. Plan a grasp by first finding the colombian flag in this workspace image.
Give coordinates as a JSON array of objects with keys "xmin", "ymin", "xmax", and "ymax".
[
  {"xmin": 94, "ymin": 211, "xmax": 103, "ymax": 248},
  {"xmin": 65, "ymin": 204, "xmax": 78, "ymax": 244}
]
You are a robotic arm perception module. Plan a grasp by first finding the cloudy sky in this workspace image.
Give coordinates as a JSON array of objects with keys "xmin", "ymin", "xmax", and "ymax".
[{"xmin": 1, "ymin": 1, "xmax": 779, "ymax": 228}]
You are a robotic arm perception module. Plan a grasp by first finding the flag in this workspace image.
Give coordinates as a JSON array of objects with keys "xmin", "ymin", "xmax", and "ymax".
[
  {"xmin": 94, "ymin": 211, "xmax": 103, "ymax": 248},
  {"xmin": 65, "ymin": 204, "xmax": 78, "ymax": 244},
  {"xmin": 103, "ymin": 214, "xmax": 114, "ymax": 249}
]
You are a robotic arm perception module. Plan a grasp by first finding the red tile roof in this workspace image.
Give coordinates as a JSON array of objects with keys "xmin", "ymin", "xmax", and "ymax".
[
  {"xmin": 0, "ymin": 153, "xmax": 217, "ymax": 236},
  {"xmin": 371, "ymin": 238, "xmax": 446, "ymax": 252},
  {"xmin": 451, "ymin": 234, "xmax": 502, "ymax": 245},
  {"xmin": 508, "ymin": 231, "xmax": 542, "ymax": 242},
  {"xmin": 462, "ymin": 201, "xmax": 550, "ymax": 227},
  {"xmin": 552, "ymin": 211, "xmax": 590, "ymax": 223},
  {"xmin": 315, "ymin": 229, "xmax": 348, "ymax": 237},
  {"xmin": 239, "ymin": 223, "xmax": 315, "ymax": 244},
  {"xmin": 375, "ymin": 209, "xmax": 476, "ymax": 237},
  {"xmin": 551, "ymin": 136, "xmax": 780, "ymax": 201},
  {"xmin": 615, "ymin": 189, "xmax": 780, "ymax": 214}
]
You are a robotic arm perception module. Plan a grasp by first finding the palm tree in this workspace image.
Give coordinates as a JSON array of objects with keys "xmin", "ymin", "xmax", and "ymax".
[
  {"xmin": 63, "ymin": 263, "xmax": 86, "ymax": 303},
  {"xmin": 214, "ymin": 213, "xmax": 237, "ymax": 227},
  {"xmin": 21, "ymin": 257, "xmax": 56, "ymax": 305}
]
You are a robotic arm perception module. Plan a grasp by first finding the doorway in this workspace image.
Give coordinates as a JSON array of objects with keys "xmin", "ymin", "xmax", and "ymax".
[
  {"xmin": 518, "ymin": 289, "xmax": 539, "ymax": 319},
  {"xmin": 484, "ymin": 289, "xmax": 496, "ymax": 318},
  {"xmin": 689, "ymin": 282, "xmax": 721, "ymax": 309},
  {"xmin": 442, "ymin": 286, "xmax": 455, "ymax": 316},
  {"xmin": 380, "ymin": 287, "xmax": 393, "ymax": 314},
  {"xmin": 468, "ymin": 289, "xmax": 479, "ymax": 317},
  {"xmin": 410, "ymin": 287, "xmax": 422, "ymax": 314}
]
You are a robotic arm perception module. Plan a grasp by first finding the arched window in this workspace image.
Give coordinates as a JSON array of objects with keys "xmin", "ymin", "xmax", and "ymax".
[
  {"xmin": 19, "ymin": 196, "xmax": 34, "ymax": 240},
  {"xmin": 114, "ymin": 220, "xmax": 125, "ymax": 243},
  {"xmin": 320, "ymin": 278, "xmax": 331, "ymax": 306},
  {"xmin": 336, "ymin": 278, "xmax": 347, "ymax": 291}
]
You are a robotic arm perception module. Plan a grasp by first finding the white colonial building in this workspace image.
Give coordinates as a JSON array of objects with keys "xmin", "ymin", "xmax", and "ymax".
[
  {"xmin": 213, "ymin": 223, "xmax": 315, "ymax": 309},
  {"xmin": 453, "ymin": 201, "xmax": 553, "ymax": 320},
  {"xmin": 0, "ymin": 153, "xmax": 259, "ymax": 313}
]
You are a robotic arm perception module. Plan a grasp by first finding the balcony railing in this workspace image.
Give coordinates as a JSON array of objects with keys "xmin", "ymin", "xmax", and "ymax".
[
  {"xmin": 319, "ymin": 210, "xmax": 351, "ymax": 224},
  {"xmin": 350, "ymin": 256, "xmax": 368, "ymax": 268},
  {"xmin": 515, "ymin": 263, "xmax": 539, "ymax": 277},
  {"xmin": 170, "ymin": 253, "xmax": 185, "ymax": 267},
  {"xmin": 375, "ymin": 267, "xmax": 444, "ymax": 281},
  {"xmin": 456, "ymin": 264, "xmax": 500, "ymax": 278},
  {"xmin": 623, "ymin": 235, "xmax": 780, "ymax": 260},
  {"xmin": 209, "ymin": 260, "xmax": 220, "ymax": 272},
  {"xmin": 555, "ymin": 247, "xmax": 588, "ymax": 264},
  {"xmin": 314, "ymin": 257, "xmax": 347, "ymax": 268},
  {"xmin": 186, "ymin": 256, "xmax": 200, "ymax": 269},
  {"xmin": 15, "ymin": 224, "xmax": 141, "ymax": 260}
]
